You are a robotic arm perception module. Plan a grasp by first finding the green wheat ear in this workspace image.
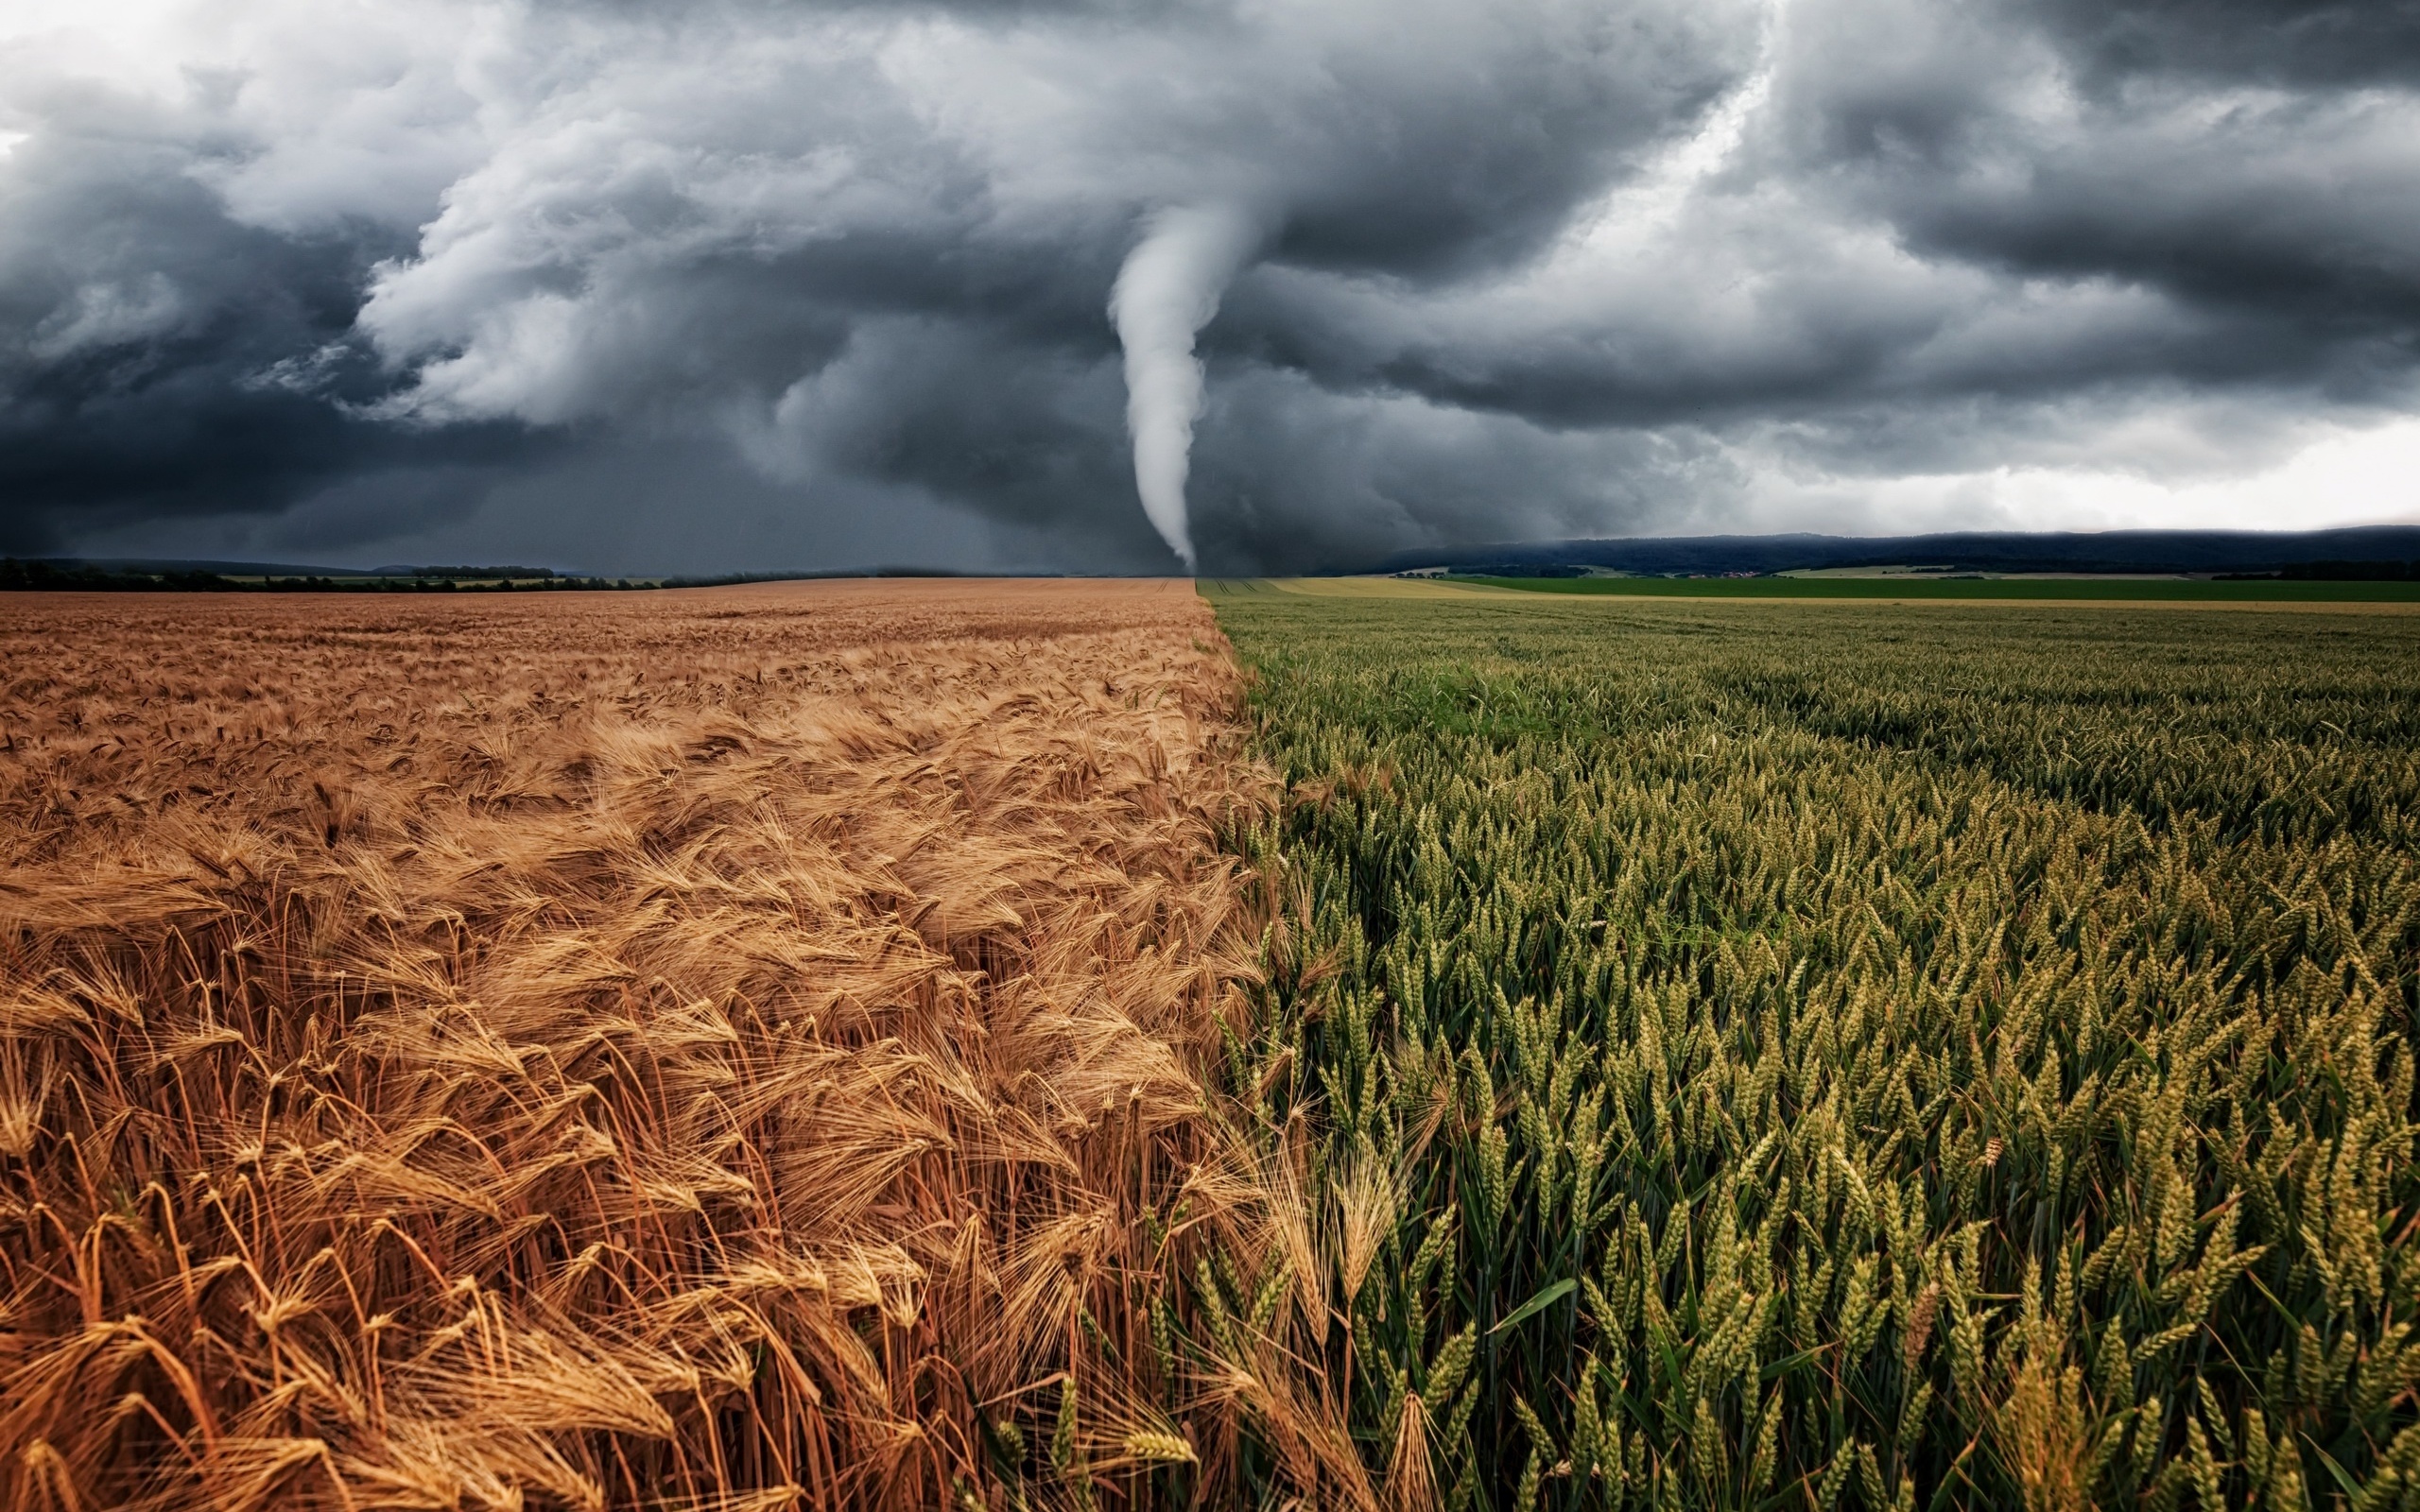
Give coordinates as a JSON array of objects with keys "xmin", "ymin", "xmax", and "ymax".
[{"xmin": 1204, "ymin": 586, "xmax": 2420, "ymax": 1511}]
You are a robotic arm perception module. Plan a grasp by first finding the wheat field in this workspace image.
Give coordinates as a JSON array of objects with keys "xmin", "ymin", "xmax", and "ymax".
[
  {"xmin": 0, "ymin": 580, "xmax": 1276, "ymax": 1511},
  {"xmin": 15, "ymin": 578, "xmax": 2416, "ymax": 1512},
  {"xmin": 1201, "ymin": 585, "xmax": 2420, "ymax": 1512}
]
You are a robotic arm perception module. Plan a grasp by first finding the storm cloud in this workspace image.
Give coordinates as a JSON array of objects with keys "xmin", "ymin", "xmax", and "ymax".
[{"xmin": 2, "ymin": 0, "xmax": 2415, "ymax": 573}]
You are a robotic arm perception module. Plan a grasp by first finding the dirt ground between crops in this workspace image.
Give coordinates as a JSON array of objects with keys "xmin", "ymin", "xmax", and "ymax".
[{"xmin": 0, "ymin": 578, "xmax": 1270, "ymax": 1511}]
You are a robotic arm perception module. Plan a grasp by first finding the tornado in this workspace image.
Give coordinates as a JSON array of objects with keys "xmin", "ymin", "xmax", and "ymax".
[{"xmin": 1109, "ymin": 204, "xmax": 1262, "ymax": 573}]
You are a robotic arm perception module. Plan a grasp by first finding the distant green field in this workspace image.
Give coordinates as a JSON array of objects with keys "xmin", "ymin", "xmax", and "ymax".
[
  {"xmin": 1199, "ymin": 584, "xmax": 2420, "ymax": 1512},
  {"xmin": 1460, "ymin": 574, "xmax": 2420, "ymax": 602}
]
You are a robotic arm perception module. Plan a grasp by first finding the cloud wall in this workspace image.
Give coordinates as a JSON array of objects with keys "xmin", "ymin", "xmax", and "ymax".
[{"xmin": 1, "ymin": 0, "xmax": 2414, "ymax": 570}]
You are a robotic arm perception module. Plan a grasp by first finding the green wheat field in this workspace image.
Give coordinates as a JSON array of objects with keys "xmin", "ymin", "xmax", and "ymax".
[
  {"xmin": 1459, "ymin": 577, "xmax": 2420, "ymax": 604},
  {"xmin": 1195, "ymin": 582, "xmax": 2420, "ymax": 1512}
]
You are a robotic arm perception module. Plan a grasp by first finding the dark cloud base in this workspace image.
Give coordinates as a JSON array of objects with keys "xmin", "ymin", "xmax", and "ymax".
[{"xmin": 2, "ymin": 0, "xmax": 2415, "ymax": 571}]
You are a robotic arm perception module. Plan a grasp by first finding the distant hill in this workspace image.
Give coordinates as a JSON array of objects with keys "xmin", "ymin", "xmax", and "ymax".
[{"xmin": 1374, "ymin": 525, "xmax": 2420, "ymax": 578}]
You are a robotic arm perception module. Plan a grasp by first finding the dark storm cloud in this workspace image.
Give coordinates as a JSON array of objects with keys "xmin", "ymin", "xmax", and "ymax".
[
  {"xmin": 1184, "ymin": 0, "xmax": 2420, "ymax": 508},
  {"xmin": 2, "ymin": 0, "xmax": 2416, "ymax": 572},
  {"xmin": 0, "ymin": 66, "xmax": 546, "ymax": 554},
  {"xmin": 1764, "ymin": 0, "xmax": 2420, "ymax": 347},
  {"xmin": 2020, "ymin": 0, "xmax": 2420, "ymax": 89},
  {"xmin": 1186, "ymin": 364, "xmax": 1730, "ymax": 569},
  {"xmin": 0, "ymin": 129, "xmax": 364, "ymax": 549}
]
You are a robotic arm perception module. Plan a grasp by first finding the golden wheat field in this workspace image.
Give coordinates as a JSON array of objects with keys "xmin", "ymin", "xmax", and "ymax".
[{"xmin": 0, "ymin": 580, "xmax": 1282, "ymax": 1512}]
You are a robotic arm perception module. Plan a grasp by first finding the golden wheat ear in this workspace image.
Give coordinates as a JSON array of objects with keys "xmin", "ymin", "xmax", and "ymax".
[{"xmin": 0, "ymin": 581, "xmax": 1274, "ymax": 1511}]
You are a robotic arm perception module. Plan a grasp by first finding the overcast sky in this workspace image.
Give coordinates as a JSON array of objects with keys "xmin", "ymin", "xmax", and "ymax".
[{"xmin": 3, "ymin": 0, "xmax": 2416, "ymax": 574}]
